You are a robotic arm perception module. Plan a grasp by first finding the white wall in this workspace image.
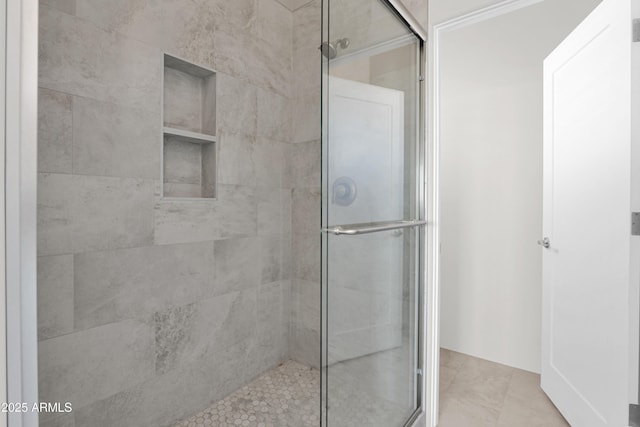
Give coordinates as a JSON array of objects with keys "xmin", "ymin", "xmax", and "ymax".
[{"xmin": 437, "ymin": 0, "xmax": 600, "ymax": 373}]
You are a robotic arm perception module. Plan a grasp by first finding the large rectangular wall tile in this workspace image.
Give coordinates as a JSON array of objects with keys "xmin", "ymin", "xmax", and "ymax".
[
  {"xmin": 73, "ymin": 96, "xmax": 160, "ymax": 179},
  {"xmin": 293, "ymin": 232, "xmax": 320, "ymax": 282},
  {"xmin": 292, "ymin": 0, "xmax": 315, "ymax": 11},
  {"xmin": 214, "ymin": 237, "xmax": 260, "ymax": 295},
  {"xmin": 75, "ymin": 0, "xmax": 217, "ymax": 69},
  {"xmin": 212, "ymin": 30, "xmax": 260, "ymax": 94},
  {"xmin": 153, "ymin": 201, "xmax": 218, "ymax": 245},
  {"xmin": 208, "ymin": 26, "xmax": 246, "ymax": 75},
  {"xmin": 257, "ymin": 187, "xmax": 285, "ymax": 236},
  {"xmin": 38, "ymin": 173, "xmax": 155, "ymax": 256},
  {"xmin": 38, "ymin": 88, "xmax": 73, "ymax": 174},
  {"xmin": 211, "ymin": 0, "xmax": 258, "ymax": 37},
  {"xmin": 154, "ymin": 185, "xmax": 257, "ymax": 245},
  {"xmin": 289, "ymin": 140, "xmax": 320, "ymax": 187},
  {"xmin": 293, "ymin": 92, "xmax": 321, "ymax": 144},
  {"xmin": 217, "ymin": 131, "xmax": 256, "ymax": 186},
  {"xmin": 39, "ymin": 6, "xmax": 162, "ymax": 112},
  {"xmin": 261, "ymin": 235, "xmax": 285, "ymax": 284},
  {"xmin": 292, "ymin": 279, "xmax": 320, "ymax": 332},
  {"xmin": 292, "ymin": 187, "xmax": 321, "ymax": 234},
  {"xmin": 154, "ymin": 302, "xmax": 198, "ymax": 376},
  {"xmin": 281, "ymin": 188, "xmax": 293, "ymax": 235},
  {"xmin": 274, "ymin": 0, "xmax": 294, "ymax": 11},
  {"xmin": 252, "ymin": 43, "xmax": 292, "ymax": 98},
  {"xmin": 254, "ymin": 280, "xmax": 289, "ymax": 371},
  {"xmin": 255, "ymin": 0, "xmax": 292, "ymax": 49},
  {"xmin": 254, "ymin": 0, "xmax": 293, "ymax": 92},
  {"xmin": 41, "ymin": 0, "xmax": 76, "ymax": 15},
  {"xmin": 74, "ymin": 0, "xmax": 139, "ymax": 32},
  {"xmin": 72, "ymin": 363, "xmax": 198, "ymax": 427},
  {"xmin": 291, "ymin": 0, "xmax": 321, "ymax": 145},
  {"xmin": 39, "ymin": 318, "xmax": 155, "ymax": 409},
  {"xmin": 257, "ymin": 88, "xmax": 293, "ymax": 142},
  {"xmin": 290, "ymin": 279, "xmax": 320, "ymax": 368},
  {"xmin": 254, "ymin": 138, "xmax": 285, "ymax": 188},
  {"xmin": 72, "ymin": 290, "xmax": 264, "ymax": 427},
  {"xmin": 155, "ymin": 290, "xmax": 257, "ymax": 375},
  {"xmin": 74, "ymin": 339, "xmax": 261, "ymax": 427},
  {"xmin": 74, "ymin": 242, "xmax": 214, "ymax": 330},
  {"xmin": 292, "ymin": 1, "xmax": 321, "ymax": 93},
  {"xmin": 214, "ymin": 28, "xmax": 291, "ymax": 98},
  {"xmin": 40, "ymin": 412, "xmax": 75, "ymax": 427},
  {"xmin": 282, "ymin": 144, "xmax": 294, "ymax": 189},
  {"xmin": 216, "ymin": 73, "xmax": 257, "ymax": 136},
  {"xmin": 38, "ymin": 255, "xmax": 74, "ymax": 341},
  {"xmin": 290, "ymin": 325, "xmax": 320, "ymax": 369},
  {"xmin": 282, "ymin": 233, "xmax": 293, "ymax": 280},
  {"xmin": 72, "ymin": 364, "xmax": 207, "ymax": 427}
]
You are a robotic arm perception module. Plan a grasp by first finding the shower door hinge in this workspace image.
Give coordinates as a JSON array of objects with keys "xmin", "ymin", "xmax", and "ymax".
[
  {"xmin": 633, "ymin": 19, "xmax": 640, "ymax": 42},
  {"xmin": 418, "ymin": 75, "xmax": 425, "ymax": 82},
  {"xmin": 416, "ymin": 368, "xmax": 423, "ymax": 376},
  {"xmin": 630, "ymin": 404, "xmax": 640, "ymax": 426}
]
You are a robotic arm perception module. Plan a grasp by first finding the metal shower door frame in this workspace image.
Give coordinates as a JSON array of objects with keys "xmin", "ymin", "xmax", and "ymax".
[{"xmin": 319, "ymin": 1, "xmax": 430, "ymax": 426}]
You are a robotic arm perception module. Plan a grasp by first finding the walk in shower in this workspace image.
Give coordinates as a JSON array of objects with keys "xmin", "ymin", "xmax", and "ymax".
[{"xmin": 35, "ymin": 0, "xmax": 426, "ymax": 426}]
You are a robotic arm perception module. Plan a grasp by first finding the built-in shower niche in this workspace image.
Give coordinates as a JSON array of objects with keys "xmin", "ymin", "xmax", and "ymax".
[{"xmin": 162, "ymin": 54, "xmax": 217, "ymax": 199}]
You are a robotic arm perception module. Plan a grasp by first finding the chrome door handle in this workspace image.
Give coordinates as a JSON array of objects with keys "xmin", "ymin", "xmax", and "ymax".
[
  {"xmin": 322, "ymin": 220, "xmax": 427, "ymax": 236},
  {"xmin": 537, "ymin": 237, "xmax": 550, "ymax": 249}
]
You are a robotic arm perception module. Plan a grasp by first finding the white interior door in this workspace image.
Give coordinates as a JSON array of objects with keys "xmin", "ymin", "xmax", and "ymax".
[
  {"xmin": 327, "ymin": 76, "xmax": 405, "ymax": 363},
  {"xmin": 541, "ymin": 0, "xmax": 638, "ymax": 425}
]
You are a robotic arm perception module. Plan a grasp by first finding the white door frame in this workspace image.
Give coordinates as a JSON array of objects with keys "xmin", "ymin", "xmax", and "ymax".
[
  {"xmin": 5, "ymin": 0, "xmax": 39, "ymax": 425},
  {"xmin": 427, "ymin": 1, "xmax": 544, "ymax": 426},
  {"xmin": 1, "ymin": 0, "xmax": 8, "ymax": 425}
]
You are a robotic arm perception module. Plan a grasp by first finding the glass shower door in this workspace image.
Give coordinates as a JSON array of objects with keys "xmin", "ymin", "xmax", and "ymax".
[{"xmin": 321, "ymin": 1, "xmax": 425, "ymax": 426}]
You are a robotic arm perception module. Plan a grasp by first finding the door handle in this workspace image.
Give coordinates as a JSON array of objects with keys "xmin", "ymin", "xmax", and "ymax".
[
  {"xmin": 322, "ymin": 220, "xmax": 427, "ymax": 236},
  {"xmin": 538, "ymin": 237, "xmax": 550, "ymax": 249}
]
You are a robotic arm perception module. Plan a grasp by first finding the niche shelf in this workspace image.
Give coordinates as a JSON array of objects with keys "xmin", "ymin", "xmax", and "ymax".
[{"xmin": 162, "ymin": 54, "xmax": 217, "ymax": 199}]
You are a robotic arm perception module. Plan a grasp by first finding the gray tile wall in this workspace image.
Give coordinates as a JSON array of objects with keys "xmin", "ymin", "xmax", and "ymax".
[
  {"xmin": 289, "ymin": 0, "xmax": 322, "ymax": 369},
  {"xmin": 37, "ymin": 1, "xmax": 294, "ymax": 426}
]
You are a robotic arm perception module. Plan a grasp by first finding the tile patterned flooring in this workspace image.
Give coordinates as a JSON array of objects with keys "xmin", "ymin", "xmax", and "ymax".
[
  {"xmin": 172, "ymin": 361, "xmax": 319, "ymax": 427},
  {"xmin": 439, "ymin": 349, "xmax": 569, "ymax": 427},
  {"xmin": 174, "ymin": 350, "xmax": 570, "ymax": 427}
]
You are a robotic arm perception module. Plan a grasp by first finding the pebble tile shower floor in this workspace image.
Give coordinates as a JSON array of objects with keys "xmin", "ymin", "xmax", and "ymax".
[
  {"xmin": 172, "ymin": 361, "xmax": 320, "ymax": 427},
  {"xmin": 173, "ymin": 346, "xmax": 411, "ymax": 427}
]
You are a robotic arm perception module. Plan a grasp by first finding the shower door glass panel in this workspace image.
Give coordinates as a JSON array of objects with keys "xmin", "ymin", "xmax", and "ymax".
[{"xmin": 321, "ymin": 1, "xmax": 424, "ymax": 426}]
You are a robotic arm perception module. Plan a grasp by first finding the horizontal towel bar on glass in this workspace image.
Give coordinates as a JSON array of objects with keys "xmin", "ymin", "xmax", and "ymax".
[{"xmin": 322, "ymin": 220, "xmax": 427, "ymax": 236}]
